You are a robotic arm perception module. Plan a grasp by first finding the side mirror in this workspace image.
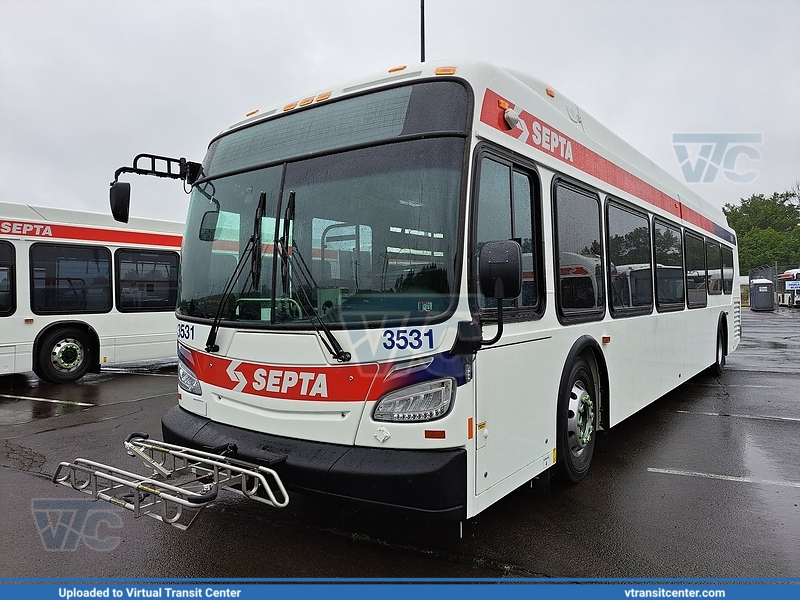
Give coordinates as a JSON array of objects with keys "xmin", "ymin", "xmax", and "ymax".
[
  {"xmin": 109, "ymin": 182, "xmax": 131, "ymax": 223},
  {"xmin": 449, "ymin": 240, "xmax": 523, "ymax": 355},
  {"xmin": 479, "ymin": 240, "xmax": 522, "ymax": 347},
  {"xmin": 199, "ymin": 210, "xmax": 219, "ymax": 242},
  {"xmin": 480, "ymin": 240, "xmax": 522, "ymax": 300}
]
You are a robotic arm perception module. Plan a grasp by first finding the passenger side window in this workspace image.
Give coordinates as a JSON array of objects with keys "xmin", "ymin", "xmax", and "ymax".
[
  {"xmin": 554, "ymin": 181, "xmax": 604, "ymax": 322},
  {"xmin": 653, "ymin": 219, "xmax": 684, "ymax": 310},
  {"xmin": 607, "ymin": 202, "xmax": 653, "ymax": 316},
  {"xmin": 721, "ymin": 245, "xmax": 734, "ymax": 294},
  {"xmin": 685, "ymin": 232, "xmax": 707, "ymax": 308},
  {"xmin": 116, "ymin": 249, "xmax": 179, "ymax": 312},
  {"xmin": 706, "ymin": 240, "xmax": 722, "ymax": 295},
  {"xmin": 475, "ymin": 153, "xmax": 540, "ymax": 313},
  {"xmin": 0, "ymin": 241, "xmax": 14, "ymax": 317},
  {"xmin": 30, "ymin": 243, "xmax": 112, "ymax": 314}
]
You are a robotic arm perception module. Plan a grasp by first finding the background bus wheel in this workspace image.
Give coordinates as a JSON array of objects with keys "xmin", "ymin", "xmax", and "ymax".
[
  {"xmin": 708, "ymin": 328, "xmax": 726, "ymax": 376},
  {"xmin": 556, "ymin": 356, "xmax": 597, "ymax": 483},
  {"xmin": 36, "ymin": 328, "xmax": 92, "ymax": 383}
]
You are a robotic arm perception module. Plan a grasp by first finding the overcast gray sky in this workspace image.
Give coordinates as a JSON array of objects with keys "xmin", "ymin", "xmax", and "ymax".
[{"xmin": 2, "ymin": 0, "xmax": 798, "ymax": 224}]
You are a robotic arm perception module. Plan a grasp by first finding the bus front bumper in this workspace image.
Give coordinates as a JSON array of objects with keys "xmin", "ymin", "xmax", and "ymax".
[{"xmin": 161, "ymin": 405, "xmax": 467, "ymax": 520}]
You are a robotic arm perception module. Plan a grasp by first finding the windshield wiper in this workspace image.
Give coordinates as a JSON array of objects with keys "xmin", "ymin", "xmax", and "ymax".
[
  {"xmin": 204, "ymin": 191, "xmax": 265, "ymax": 353},
  {"xmin": 275, "ymin": 191, "xmax": 351, "ymax": 363},
  {"xmin": 250, "ymin": 191, "xmax": 267, "ymax": 291},
  {"xmin": 289, "ymin": 241, "xmax": 352, "ymax": 363}
]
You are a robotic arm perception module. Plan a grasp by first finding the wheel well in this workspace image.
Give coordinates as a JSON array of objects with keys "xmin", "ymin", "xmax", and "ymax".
[
  {"xmin": 718, "ymin": 313, "xmax": 729, "ymax": 356},
  {"xmin": 33, "ymin": 322, "xmax": 100, "ymax": 374},
  {"xmin": 564, "ymin": 336, "xmax": 610, "ymax": 434}
]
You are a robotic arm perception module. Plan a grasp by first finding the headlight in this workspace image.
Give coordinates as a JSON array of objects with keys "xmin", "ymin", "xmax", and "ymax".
[
  {"xmin": 177, "ymin": 345, "xmax": 202, "ymax": 395},
  {"xmin": 373, "ymin": 378, "xmax": 454, "ymax": 422}
]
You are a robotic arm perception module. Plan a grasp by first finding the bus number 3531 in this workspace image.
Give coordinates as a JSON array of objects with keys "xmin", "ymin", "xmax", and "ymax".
[
  {"xmin": 177, "ymin": 324, "xmax": 195, "ymax": 341},
  {"xmin": 382, "ymin": 328, "xmax": 434, "ymax": 351}
]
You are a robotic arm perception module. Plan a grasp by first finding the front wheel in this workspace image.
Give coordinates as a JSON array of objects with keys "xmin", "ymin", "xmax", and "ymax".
[
  {"xmin": 556, "ymin": 356, "xmax": 598, "ymax": 483},
  {"xmin": 35, "ymin": 327, "xmax": 92, "ymax": 383}
]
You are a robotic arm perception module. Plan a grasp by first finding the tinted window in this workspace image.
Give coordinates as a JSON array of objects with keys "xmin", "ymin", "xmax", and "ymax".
[
  {"xmin": 116, "ymin": 249, "xmax": 179, "ymax": 312},
  {"xmin": 653, "ymin": 220, "xmax": 684, "ymax": 310},
  {"xmin": 721, "ymin": 245, "xmax": 734, "ymax": 294},
  {"xmin": 685, "ymin": 233, "xmax": 707, "ymax": 308},
  {"xmin": 607, "ymin": 202, "xmax": 652, "ymax": 316},
  {"xmin": 474, "ymin": 154, "xmax": 540, "ymax": 313},
  {"xmin": 554, "ymin": 182, "xmax": 604, "ymax": 321},
  {"xmin": 30, "ymin": 243, "xmax": 111, "ymax": 314},
  {"xmin": 706, "ymin": 240, "xmax": 722, "ymax": 295},
  {"xmin": 205, "ymin": 82, "xmax": 470, "ymax": 177},
  {"xmin": 0, "ymin": 241, "xmax": 14, "ymax": 316}
]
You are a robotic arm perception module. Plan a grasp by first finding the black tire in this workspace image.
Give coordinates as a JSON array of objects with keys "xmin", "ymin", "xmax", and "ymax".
[
  {"xmin": 556, "ymin": 356, "xmax": 598, "ymax": 483},
  {"xmin": 708, "ymin": 328, "xmax": 726, "ymax": 376},
  {"xmin": 35, "ymin": 327, "xmax": 92, "ymax": 383}
]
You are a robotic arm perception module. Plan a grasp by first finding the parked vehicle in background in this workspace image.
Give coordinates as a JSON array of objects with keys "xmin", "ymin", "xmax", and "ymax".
[
  {"xmin": 777, "ymin": 267, "xmax": 800, "ymax": 307},
  {"xmin": 0, "ymin": 201, "xmax": 182, "ymax": 382}
]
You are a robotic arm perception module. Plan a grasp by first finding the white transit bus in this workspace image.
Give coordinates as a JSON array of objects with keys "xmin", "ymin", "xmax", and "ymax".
[
  {"xmin": 777, "ymin": 268, "xmax": 800, "ymax": 307},
  {"xmin": 0, "ymin": 201, "xmax": 182, "ymax": 383},
  {"xmin": 61, "ymin": 61, "xmax": 740, "ymax": 525}
]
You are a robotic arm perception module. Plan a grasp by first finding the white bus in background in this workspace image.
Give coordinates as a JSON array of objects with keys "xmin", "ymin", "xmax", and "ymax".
[
  {"xmin": 99, "ymin": 61, "xmax": 740, "ymax": 523},
  {"xmin": 0, "ymin": 201, "xmax": 182, "ymax": 383},
  {"xmin": 777, "ymin": 268, "xmax": 800, "ymax": 307}
]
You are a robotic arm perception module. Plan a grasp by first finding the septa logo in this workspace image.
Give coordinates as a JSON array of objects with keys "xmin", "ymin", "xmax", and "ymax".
[
  {"xmin": 226, "ymin": 360, "xmax": 328, "ymax": 397},
  {"xmin": 0, "ymin": 221, "xmax": 53, "ymax": 236},
  {"xmin": 480, "ymin": 89, "xmax": 575, "ymax": 164},
  {"xmin": 197, "ymin": 351, "xmax": 379, "ymax": 402}
]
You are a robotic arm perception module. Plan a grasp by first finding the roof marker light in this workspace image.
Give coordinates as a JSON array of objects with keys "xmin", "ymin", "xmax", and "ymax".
[
  {"xmin": 299, "ymin": 97, "xmax": 314, "ymax": 107},
  {"xmin": 315, "ymin": 92, "xmax": 332, "ymax": 102},
  {"xmin": 435, "ymin": 67, "xmax": 456, "ymax": 75},
  {"xmin": 245, "ymin": 109, "xmax": 259, "ymax": 117},
  {"xmin": 388, "ymin": 65, "xmax": 407, "ymax": 73},
  {"xmin": 283, "ymin": 102, "xmax": 298, "ymax": 112},
  {"xmin": 546, "ymin": 88, "xmax": 556, "ymax": 98}
]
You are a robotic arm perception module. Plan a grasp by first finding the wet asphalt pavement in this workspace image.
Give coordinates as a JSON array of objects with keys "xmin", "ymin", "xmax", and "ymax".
[{"xmin": 1, "ymin": 308, "xmax": 798, "ymax": 579}]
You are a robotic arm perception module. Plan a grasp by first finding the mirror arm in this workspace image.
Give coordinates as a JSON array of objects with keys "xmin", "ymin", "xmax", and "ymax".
[
  {"xmin": 481, "ymin": 278, "xmax": 505, "ymax": 347},
  {"xmin": 112, "ymin": 154, "xmax": 202, "ymax": 185}
]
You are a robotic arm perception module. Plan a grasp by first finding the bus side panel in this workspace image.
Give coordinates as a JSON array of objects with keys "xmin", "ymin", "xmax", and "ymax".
[
  {"xmin": 100, "ymin": 313, "xmax": 178, "ymax": 364},
  {"xmin": 0, "ymin": 344, "xmax": 15, "ymax": 375},
  {"xmin": 604, "ymin": 312, "xmax": 685, "ymax": 427},
  {"xmin": 474, "ymin": 327, "xmax": 557, "ymax": 496}
]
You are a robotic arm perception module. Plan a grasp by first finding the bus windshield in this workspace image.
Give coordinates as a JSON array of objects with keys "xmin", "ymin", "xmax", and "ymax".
[{"xmin": 178, "ymin": 82, "xmax": 469, "ymax": 328}]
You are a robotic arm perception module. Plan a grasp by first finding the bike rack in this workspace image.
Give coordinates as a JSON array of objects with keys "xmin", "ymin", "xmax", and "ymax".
[{"xmin": 53, "ymin": 434, "xmax": 289, "ymax": 530}]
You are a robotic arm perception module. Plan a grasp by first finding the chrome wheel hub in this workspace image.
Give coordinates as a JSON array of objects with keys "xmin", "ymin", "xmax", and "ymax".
[
  {"xmin": 51, "ymin": 338, "xmax": 83, "ymax": 372},
  {"xmin": 567, "ymin": 380, "xmax": 594, "ymax": 454}
]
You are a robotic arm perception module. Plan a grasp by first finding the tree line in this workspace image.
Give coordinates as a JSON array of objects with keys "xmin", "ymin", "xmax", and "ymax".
[{"xmin": 722, "ymin": 182, "xmax": 800, "ymax": 274}]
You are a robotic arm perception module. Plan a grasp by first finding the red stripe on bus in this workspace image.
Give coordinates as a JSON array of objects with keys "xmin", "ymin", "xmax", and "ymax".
[
  {"xmin": 480, "ymin": 89, "xmax": 723, "ymax": 238},
  {"xmin": 0, "ymin": 220, "xmax": 182, "ymax": 248},
  {"xmin": 190, "ymin": 348, "xmax": 382, "ymax": 402}
]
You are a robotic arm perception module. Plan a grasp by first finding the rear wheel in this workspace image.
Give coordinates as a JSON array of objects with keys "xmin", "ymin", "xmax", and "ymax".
[
  {"xmin": 556, "ymin": 356, "xmax": 598, "ymax": 483},
  {"xmin": 35, "ymin": 327, "xmax": 92, "ymax": 383},
  {"xmin": 708, "ymin": 328, "xmax": 726, "ymax": 376}
]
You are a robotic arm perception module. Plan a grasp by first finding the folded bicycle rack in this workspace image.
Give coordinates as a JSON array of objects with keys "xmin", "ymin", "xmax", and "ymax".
[{"xmin": 53, "ymin": 433, "xmax": 289, "ymax": 530}]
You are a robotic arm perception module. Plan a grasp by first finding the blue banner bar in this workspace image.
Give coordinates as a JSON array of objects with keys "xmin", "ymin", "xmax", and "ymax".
[{"xmin": 1, "ymin": 581, "xmax": 798, "ymax": 600}]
